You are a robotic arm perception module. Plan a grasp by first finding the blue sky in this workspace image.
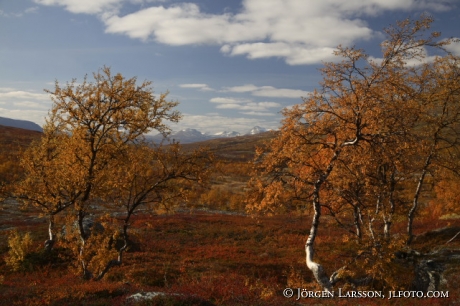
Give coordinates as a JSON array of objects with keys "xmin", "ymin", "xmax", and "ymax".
[{"xmin": 1, "ymin": 0, "xmax": 459, "ymax": 134}]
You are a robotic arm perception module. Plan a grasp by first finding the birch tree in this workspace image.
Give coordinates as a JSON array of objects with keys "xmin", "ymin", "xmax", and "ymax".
[
  {"xmin": 248, "ymin": 16, "xmax": 460, "ymax": 291},
  {"xmin": 15, "ymin": 66, "xmax": 183, "ymax": 278}
]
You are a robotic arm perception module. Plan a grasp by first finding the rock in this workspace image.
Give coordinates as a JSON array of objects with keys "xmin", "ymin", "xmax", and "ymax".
[
  {"xmin": 125, "ymin": 292, "xmax": 215, "ymax": 305},
  {"xmin": 126, "ymin": 292, "xmax": 166, "ymax": 303},
  {"xmin": 411, "ymin": 259, "xmax": 444, "ymax": 291},
  {"xmin": 407, "ymin": 227, "xmax": 460, "ymax": 292}
]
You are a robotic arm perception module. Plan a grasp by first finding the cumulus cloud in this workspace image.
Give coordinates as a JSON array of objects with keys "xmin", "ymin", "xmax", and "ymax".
[
  {"xmin": 34, "ymin": 0, "xmax": 457, "ymax": 65},
  {"xmin": 225, "ymin": 84, "xmax": 310, "ymax": 98},
  {"xmin": 222, "ymin": 43, "xmax": 338, "ymax": 65}
]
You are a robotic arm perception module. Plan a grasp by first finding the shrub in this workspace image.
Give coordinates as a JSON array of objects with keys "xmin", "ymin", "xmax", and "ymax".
[{"xmin": 5, "ymin": 230, "xmax": 34, "ymax": 271}]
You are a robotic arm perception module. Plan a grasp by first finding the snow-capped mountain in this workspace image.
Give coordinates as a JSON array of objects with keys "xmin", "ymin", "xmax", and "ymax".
[
  {"xmin": 148, "ymin": 126, "xmax": 268, "ymax": 144},
  {"xmin": 212, "ymin": 131, "xmax": 241, "ymax": 138},
  {"xmin": 245, "ymin": 126, "xmax": 267, "ymax": 135},
  {"xmin": 173, "ymin": 128, "xmax": 204, "ymax": 138},
  {"xmin": 148, "ymin": 128, "xmax": 208, "ymax": 143}
]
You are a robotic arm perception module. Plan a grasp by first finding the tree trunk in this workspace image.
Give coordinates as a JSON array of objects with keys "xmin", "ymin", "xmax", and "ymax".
[
  {"xmin": 304, "ymin": 148, "xmax": 343, "ymax": 291},
  {"xmin": 44, "ymin": 214, "xmax": 56, "ymax": 251},
  {"xmin": 353, "ymin": 205, "xmax": 362, "ymax": 240},
  {"xmin": 305, "ymin": 187, "xmax": 333, "ymax": 291},
  {"xmin": 407, "ymin": 154, "xmax": 432, "ymax": 244},
  {"xmin": 76, "ymin": 210, "xmax": 92, "ymax": 279},
  {"xmin": 95, "ymin": 216, "xmax": 131, "ymax": 280}
]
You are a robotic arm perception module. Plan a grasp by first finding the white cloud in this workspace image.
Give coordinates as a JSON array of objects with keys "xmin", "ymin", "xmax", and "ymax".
[
  {"xmin": 216, "ymin": 103, "xmax": 242, "ymax": 109},
  {"xmin": 0, "ymin": 108, "xmax": 47, "ymax": 126},
  {"xmin": 129, "ymin": 0, "xmax": 167, "ymax": 4},
  {"xmin": 33, "ymin": 0, "xmax": 123, "ymax": 15},
  {"xmin": 101, "ymin": 1, "xmax": 370, "ymax": 63},
  {"xmin": 225, "ymin": 84, "xmax": 310, "ymax": 98},
  {"xmin": 252, "ymin": 86, "xmax": 310, "ymax": 98},
  {"xmin": 368, "ymin": 46, "xmax": 441, "ymax": 66},
  {"xmin": 13, "ymin": 101, "xmax": 49, "ymax": 109},
  {"xmin": 34, "ymin": 0, "xmax": 457, "ymax": 65},
  {"xmin": 258, "ymin": 102, "xmax": 281, "ymax": 108},
  {"xmin": 445, "ymin": 38, "xmax": 460, "ymax": 56},
  {"xmin": 215, "ymin": 101, "xmax": 281, "ymax": 112},
  {"xmin": 222, "ymin": 43, "xmax": 338, "ymax": 65},
  {"xmin": 171, "ymin": 113, "xmax": 279, "ymax": 134},
  {"xmin": 103, "ymin": 4, "xmax": 255, "ymax": 43},
  {"xmin": 180, "ymin": 83, "xmax": 207, "ymax": 88},
  {"xmin": 241, "ymin": 111, "xmax": 276, "ymax": 116},
  {"xmin": 179, "ymin": 83, "xmax": 213, "ymax": 91},
  {"xmin": 0, "ymin": 91, "xmax": 50, "ymax": 101},
  {"xmin": 224, "ymin": 84, "xmax": 259, "ymax": 93},
  {"xmin": 209, "ymin": 97, "xmax": 248, "ymax": 104},
  {"xmin": 0, "ymin": 89, "xmax": 52, "ymax": 125}
]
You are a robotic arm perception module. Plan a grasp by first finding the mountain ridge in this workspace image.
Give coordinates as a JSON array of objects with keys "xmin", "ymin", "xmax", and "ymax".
[
  {"xmin": 0, "ymin": 117, "xmax": 43, "ymax": 132},
  {"xmin": 148, "ymin": 126, "xmax": 270, "ymax": 144}
]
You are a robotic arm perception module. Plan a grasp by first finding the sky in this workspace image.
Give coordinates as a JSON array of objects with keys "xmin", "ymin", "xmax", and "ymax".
[{"xmin": 1, "ymin": 0, "xmax": 459, "ymax": 135}]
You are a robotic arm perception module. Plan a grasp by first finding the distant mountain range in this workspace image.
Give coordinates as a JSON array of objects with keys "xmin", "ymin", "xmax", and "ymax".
[
  {"xmin": 0, "ymin": 117, "xmax": 43, "ymax": 132},
  {"xmin": 147, "ymin": 126, "xmax": 269, "ymax": 144},
  {"xmin": 0, "ymin": 116, "xmax": 269, "ymax": 144}
]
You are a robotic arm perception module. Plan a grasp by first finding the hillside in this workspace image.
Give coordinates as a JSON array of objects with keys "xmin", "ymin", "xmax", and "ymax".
[
  {"xmin": 172, "ymin": 131, "xmax": 278, "ymax": 212},
  {"xmin": 0, "ymin": 126, "xmax": 42, "ymax": 187},
  {"xmin": 147, "ymin": 126, "xmax": 270, "ymax": 144},
  {"xmin": 180, "ymin": 130, "xmax": 277, "ymax": 162},
  {"xmin": 0, "ymin": 124, "xmax": 274, "ymax": 164},
  {"xmin": 0, "ymin": 117, "xmax": 42, "ymax": 132},
  {"xmin": 0, "ymin": 125, "xmax": 42, "ymax": 150},
  {"xmin": 0, "ymin": 125, "xmax": 271, "ymax": 213}
]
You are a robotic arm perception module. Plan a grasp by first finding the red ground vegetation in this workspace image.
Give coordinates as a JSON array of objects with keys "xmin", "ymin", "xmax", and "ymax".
[{"xmin": 1, "ymin": 211, "xmax": 459, "ymax": 305}]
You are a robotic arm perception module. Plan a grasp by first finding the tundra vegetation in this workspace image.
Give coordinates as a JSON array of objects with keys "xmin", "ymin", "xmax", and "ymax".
[{"xmin": 0, "ymin": 16, "xmax": 459, "ymax": 305}]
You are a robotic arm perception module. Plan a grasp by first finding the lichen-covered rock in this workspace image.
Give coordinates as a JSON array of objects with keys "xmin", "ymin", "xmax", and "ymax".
[
  {"xmin": 125, "ymin": 291, "xmax": 215, "ymax": 305},
  {"xmin": 126, "ymin": 291, "xmax": 166, "ymax": 303}
]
